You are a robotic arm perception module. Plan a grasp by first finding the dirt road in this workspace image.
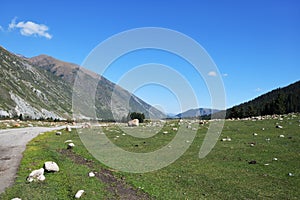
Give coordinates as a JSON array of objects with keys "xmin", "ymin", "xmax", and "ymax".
[{"xmin": 0, "ymin": 126, "xmax": 65, "ymax": 194}]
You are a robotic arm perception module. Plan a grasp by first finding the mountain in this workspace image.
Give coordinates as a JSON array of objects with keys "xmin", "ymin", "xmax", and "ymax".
[
  {"xmin": 176, "ymin": 108, "xmax": 220, "ymax": 118},
  {"xmin": 0, "ymin": 46, "xmax": 165, "ymax": 120},
  {"xmin": 225, "ymin": 80, "xmax": 300, "ymax": 118},
  {"xmin": 0, "ymin": 46, "xmax": 72, "ymax": 120}
]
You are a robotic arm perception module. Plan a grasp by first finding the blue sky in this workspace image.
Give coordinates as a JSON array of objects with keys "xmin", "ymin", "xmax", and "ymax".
[{"xmin": 1, "ymin": 0, "xmax": 299, "ymax": 114}]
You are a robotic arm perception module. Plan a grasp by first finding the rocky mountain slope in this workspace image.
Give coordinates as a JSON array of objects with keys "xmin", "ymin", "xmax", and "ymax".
[{"xmin": 0, "ymin": 46, "xmax": 165, "ymax": 120}]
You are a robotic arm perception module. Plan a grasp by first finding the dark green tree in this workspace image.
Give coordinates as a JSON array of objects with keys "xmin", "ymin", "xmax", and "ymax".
[{"xmin": 129, "ymin": 112, "xmax": 145, "ymax": 123}]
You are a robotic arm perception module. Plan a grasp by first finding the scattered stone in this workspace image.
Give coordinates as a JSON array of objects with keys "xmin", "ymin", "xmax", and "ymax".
[
  {"xmin": 250, "ymin": 142, "xmax": 255, "ymax": 147},
  {"xmin": 288, "ymin": 172, "xmax": 294, "ymax": 176},
  {"xmin": 172, "ymin": 127, "xmax": 178, "ymax": 131},
  {"xmin": 68, "ymin": 143, "xmax": 75, "ymax": 149},
  {"xmin": 163, "ymin": 131, "xmax": 168, "ymax": 134},
  {"xmin": 253, "ymin": 133, "xmax": 258, "ymax": 136},
  {"xmin": 122, "ymin": 133, "xmax": 126, "ymax": 136},
  {"xmin": 56, "ymin": 131, "xmax": 62, "ymax": 136},
  {"xmin": 88, "ymin": 172, "xmax": 95, "ymax": 177},
  {"xmin": 248, "ymin": 160, "xmax": 257, "ymax": 164},
  {"xmin": 44, "ymin": 161, "xmax": 59, "ymax": 172},
  {"xmin": 75, "ymin": 190, "xmax": 84, "ymax": 199},
  {"xmin": 28, "ymin": 124, "xmax": 33, "ymax": 127},
  {"xmin": 66, "ymin": 125, "xmax": 72, "ymax": 132},
  {"xmin": 221, "ymin": 137, "xmax": 231, "ymax": 142},
  {"xmin": 264, "ymin": 163, "xmax": 270, "ymax": 166},
  {"xmin": 273, "ymin": 158, "xmax": 278, "ymax": 161},
  {"xmin": 265, "ymin": 138, "xmax": 271, "ymax": 142},
  {"xmin": 11, "ymin": 198, "xmax": 22, "ymax": 200},
  {"xmin": 27, "ymin": 168, "xmax": 45, "ymax": 182},
  {"xmin": 82, "ymin": 122, "xmax": 91, "ymax": 128},
  {"xmin": 279, "ymin": 134, "xmax": 285, "ymax": 138},
  {"xmin": 276, "ymin": 125, "xmax": 283, "ymax": 129},
  {"xmin": 262, "ymin": 128, "xmax": 265, "ymax": 131}
]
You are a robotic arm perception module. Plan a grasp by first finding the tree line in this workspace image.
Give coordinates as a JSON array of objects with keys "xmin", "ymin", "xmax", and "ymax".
[{"xmin": 226, "ymin": 81, "xmax": 300, "ymax": 118}]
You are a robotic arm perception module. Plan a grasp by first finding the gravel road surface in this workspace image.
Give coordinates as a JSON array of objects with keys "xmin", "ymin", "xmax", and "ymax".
[{"xmin": 0, "ymin": 126, "xmax": 65, "ymax": 194}]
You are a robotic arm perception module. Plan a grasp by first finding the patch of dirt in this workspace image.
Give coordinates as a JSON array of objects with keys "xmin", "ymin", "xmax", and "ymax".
[{"xmin": 59, "ymin": 149, "xmax": 152, "ymax": 200}]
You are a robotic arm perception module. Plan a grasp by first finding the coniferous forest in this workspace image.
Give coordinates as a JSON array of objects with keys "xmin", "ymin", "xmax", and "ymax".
[{"xmin": 225, "ymin": 80, "xmax": 300, "ymax": 118}]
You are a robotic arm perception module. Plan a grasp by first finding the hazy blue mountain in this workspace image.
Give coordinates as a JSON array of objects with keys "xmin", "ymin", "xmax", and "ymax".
[{"xmin": 176, "ymin": 108, "xmax": 220, "ymax": 118}]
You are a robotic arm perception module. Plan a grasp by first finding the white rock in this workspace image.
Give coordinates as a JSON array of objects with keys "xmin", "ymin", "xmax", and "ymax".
[
  {"xmin": 221, "ymin": 138, "xmax": 227, "ymax": 142},
  {"xmin": 288, "ymin": 172, "xmax": 294, "ymax": 176},
  {"xmin": 163, "ymin": 131, "xmax": 168, "ymax": 134},
  {"xmin": 273, "ymin": 158, "xmax": 278, "ymax": 161},
  {"xmin": 11, "ymin": 198, "xmax": 22, "ymax": 200},
  {"xmin": 279, "ymin": 134, "xmax": 285, "ymax": 138},
  {"xmin": 68, "ymin": 143, "xmax": 75, "ymax": 149},
  {"xmin": 66, "ymin": 125, "xmax": 72, "ymax": 132},
  {"xmin": 37, "ymin": 174, "xmax": 46, "ymax": 181},
  {"xmin": 264, "ymin": 163, "xmax": 270, "ymax": 166},
  {"xmin": 250, "ymin": 143, "xmax": 255, "ymax": 147},
  {"xmin": 64, "ymin": 140, "xmax": 73, "ymax": 143},
  {"xmin": 44, "ymin": 161, "xmax": 59, "ymax": 172},
  {"xmin": 172, "ymin": 127, "xmax": 178, "ymax": 131},
  {"xmin": 88, "ymin": 172, "xmax": 95, "ymax": 177},
  {"xmin": 75, "ymin": 190, "xmax": 84, "ymax": 199},
  {"xmin": 227, "ymin": 138, "xmax": 232, "ymax": 141},
  {"xmin": 27, "ymin": 168, "xmax": 45, "ymax": 182},
  {"xmin": 128, "ymin": 119, "xmax": 139, "ymax": 126},
  {"xmin": 262, "ymin": 128, "xmax": 265, "ymax": 131},
  {"xmin": 56, "ymin": 131, "xmax": 62, "ymax": 135},
  {"xmin": 253, "ymin": 133, "xmax": 258, "ymax": 136},
  {"xmin": 276, "ymin": 125, "xmax": 283, "ymax": 129}
]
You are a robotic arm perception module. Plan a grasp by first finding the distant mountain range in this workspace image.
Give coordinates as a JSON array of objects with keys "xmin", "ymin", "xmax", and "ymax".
[
  {"xmin": 0, "ymin": 46, "xmax": 164, "ymax": 120},
  {"xmin": 175, "ymin": 108, "xmax": 220, "ymax": 118}
]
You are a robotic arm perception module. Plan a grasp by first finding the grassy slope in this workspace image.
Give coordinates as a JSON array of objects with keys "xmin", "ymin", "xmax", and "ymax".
[{"xmin": 1, "ymin": 114, "xmax": 300, "ymax": 199}]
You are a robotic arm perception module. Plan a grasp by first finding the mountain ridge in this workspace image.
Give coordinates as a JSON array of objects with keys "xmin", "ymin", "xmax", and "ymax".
[{"xmin": 0, "ymin": 46, "xmax": 165, "ymax": 120}]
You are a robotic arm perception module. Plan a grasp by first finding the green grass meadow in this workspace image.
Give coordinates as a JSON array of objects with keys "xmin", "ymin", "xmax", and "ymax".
[{"xmin": 1, "ymin": 114, "xmax": 299, "ymax": 199}]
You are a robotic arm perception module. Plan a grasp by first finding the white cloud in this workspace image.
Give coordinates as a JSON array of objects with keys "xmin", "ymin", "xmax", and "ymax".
[
  {"xmin": 9, "ymin": 17, "xmax": 52, "ymax": 39},
  {"xmin": 0, "ymin": 25, "xmax": 3, "ymax": 31},
  {"xmin": 255, "ymin": 88, "xmax": 262, "ymax": 92},
  {"xmin": 223, "ymin": 73, "xmax": 228, "ymax": 77},
  {"xmin": 208, "ymin": 71, "xmax": 217, "ymax": 77}
]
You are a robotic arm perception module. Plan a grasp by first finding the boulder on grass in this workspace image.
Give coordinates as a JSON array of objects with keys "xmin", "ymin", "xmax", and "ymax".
[
  {"xmin": 75, "ymin": 190, "xmax": 85, "ymax": 199},
  {"xmin": 128, "ymin": 119, "xmax": 139, "ymax": 127},
  {"xmin": 68, "ymin": 143, "xmax": 75, "ymax": 149},
  {"xmin": 44, "ymin": 161, "xmax": 59, "ymax": 172},
  {"xmin": 27, "ymin": 168, "xmax": 45, "ymax": 182}
]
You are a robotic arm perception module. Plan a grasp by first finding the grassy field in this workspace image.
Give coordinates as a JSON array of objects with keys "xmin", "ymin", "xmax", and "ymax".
[{"xmin": 1, "ymin": 114, "xmax": 299, "ymax": 199}]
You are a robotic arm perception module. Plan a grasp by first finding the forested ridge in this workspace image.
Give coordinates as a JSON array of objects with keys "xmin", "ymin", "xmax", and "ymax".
[{"xmin": 226, "ymin": 80, "xmax": 300, "ymax": 118}]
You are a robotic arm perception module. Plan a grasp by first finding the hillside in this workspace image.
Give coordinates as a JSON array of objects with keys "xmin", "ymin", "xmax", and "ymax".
[
  {"xmin": 226, "ymin": 80, "xmax": 300, "ymax": 118},
  {"xmin": 0, "ymin": 46, "xmax": 165, "ymax": 120},
  {"xmin": 0, "ymin": 46, "xmax": 72, "ymax": 120}
]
